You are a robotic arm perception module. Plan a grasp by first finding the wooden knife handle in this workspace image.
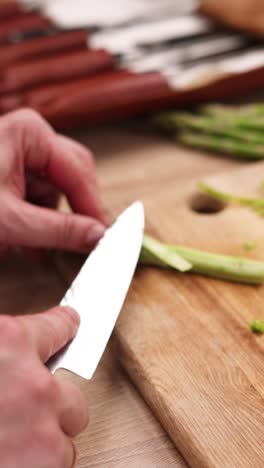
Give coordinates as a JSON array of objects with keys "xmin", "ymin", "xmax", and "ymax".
[
  {"xmin": 0, "ymin": 29, "xmax": 88, "ymax": 68},
  {"xmin": 40, "ymin": 70, "xmax": 173, "ymax": 129},
  {"xmin": 32, "ymin": 65, "xmax": 264, "ymax": 129},
  {"xmin": 0, "ymin": 48, "xmax": 115, "ymax": 94},
  {"xmin": 2, "ymin": 63, "xmax": 264, "ymax": 128},
  {"xmin": 0, "ymin": 12, "xmax": 51, "ymax": 43},
  {"xmin": 0, "ymin": 1, "xmax": 24, "ymax": 20},
  {"xmin": 0, "ymin": 70, "xmax": 132, "ymax": 114}
]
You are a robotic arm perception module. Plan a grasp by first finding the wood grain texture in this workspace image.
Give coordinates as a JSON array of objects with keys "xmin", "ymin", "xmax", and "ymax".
[
  {"xmin": 57, "ymin": 125, "xmax": 250, "ymax": 467},
  {"xmin": 109, "ymin": 158, "xmax": 264, "ymax": 468},
  {"xmin": 62, "ymin": 127, "xmax": 264, "ymax": 467}
]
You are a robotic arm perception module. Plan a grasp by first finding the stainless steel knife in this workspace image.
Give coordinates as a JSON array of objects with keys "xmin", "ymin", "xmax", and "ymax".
[{"xmin": 48, "ymin": 201, "xmax": 144, "ymax": 379}]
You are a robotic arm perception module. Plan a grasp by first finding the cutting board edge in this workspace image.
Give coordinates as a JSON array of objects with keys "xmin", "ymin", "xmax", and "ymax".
[{"xmin": 114, "ymin": 331, "xmax": 208, "ymax": 468}]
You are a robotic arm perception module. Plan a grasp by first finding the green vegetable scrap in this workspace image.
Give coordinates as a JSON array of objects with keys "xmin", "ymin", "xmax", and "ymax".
[
  {"xmin": 141, "ymin": 235, "xmax": 191, "ymax": 272},
  {"xmin": 243, "ymin": 241, "xmax": 257, "ymax": 252},
  {"xmin": 250, "ymin": 319, "xmax": 264, "ymax": 334},
  {"xmin": 199, "ymin": 182, "xmax": 264, "ymax": 217},
  {"xmin": 141, "ymin": 235, "xmax": 264, "ymax": 284}
]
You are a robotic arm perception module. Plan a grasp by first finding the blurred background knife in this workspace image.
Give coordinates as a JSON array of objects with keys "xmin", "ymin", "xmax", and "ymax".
[{"xmin": 1, "ymin": 0, "xmax": 264, "ymax": 128}]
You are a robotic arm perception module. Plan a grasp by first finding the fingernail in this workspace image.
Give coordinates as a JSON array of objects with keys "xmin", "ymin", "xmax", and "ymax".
[
  {"xmin": 86, "ymin": 223, "xmax": 105, "ymax": 246},
  {"xmin": 65, "ymin": 306, "xmax": 80, "ymax": 327}
]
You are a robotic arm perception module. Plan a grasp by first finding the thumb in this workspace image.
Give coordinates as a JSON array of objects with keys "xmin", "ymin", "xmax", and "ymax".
[
  {"xmin": 19, "ymin": 306, "xmax": 80, "ymax": 363},
  {"xmin": 8, "ymin": 200, "xmax": 106, "ymax": 252}
]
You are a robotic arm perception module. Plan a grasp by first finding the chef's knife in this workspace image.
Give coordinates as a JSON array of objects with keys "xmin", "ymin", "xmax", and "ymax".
[
  {"xmin": 0, "ymin": 25, "xmax": 247, "ymax": 95},
  {"xmin": 48, "ymin": 201, "xmax": 144, "ymax": 380}
]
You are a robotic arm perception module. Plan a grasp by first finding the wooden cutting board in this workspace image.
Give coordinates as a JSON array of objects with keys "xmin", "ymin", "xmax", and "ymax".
[
  {"xmin": 58, "ymin": 138, "xmax": 264, "ymax": 468},
  {"xmin": 115, "ymin": 161, "xmax": 264, "ymax": 468}
]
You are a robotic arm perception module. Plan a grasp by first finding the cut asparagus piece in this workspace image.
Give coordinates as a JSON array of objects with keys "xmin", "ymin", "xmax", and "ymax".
[
  {"xmin": 141, "ymin": 235, "xmax": 264, "ymax": 284},
  {"xmin": 243, "ymin": 241, "xmax": 257, "ymax": 252},
  {"xmin": 199, "ymin": 183, "xmax": 264, "ymax": 217},
  {"xmin": 140, "ymin": 235, "xmax": 192, "ymax": 272},
  {"xmin": 250, "ymin": 319, "xmax": 264, "ymax": 334}
]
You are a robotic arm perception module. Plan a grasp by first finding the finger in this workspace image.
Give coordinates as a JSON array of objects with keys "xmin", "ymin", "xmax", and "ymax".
[
  {"xmin": 66, "ymin": 439, "xmax": 77, "ymax": 468},
  {"xmin": 6, "ymin": 197, "xmax": 105, "ymax": 251},
  {"xmin": 26, "ymin": 172, "xmax": 59, "ymax": 208},
  {"xmin": 22, "ymin": 247, "xmax": 45, "ymax": 263},
  {"xmin": 6, "ymin": 109, "xmax": 107, "ymax": 224},
  {"xmin": 20, "ymin": 306, "xmax": 80, "ymax": 363},
  {"xmin": 58, "ymin": 135, "xmax": 109, "ymax": 225},
  {"xmin": 56, "ymin": 380, "xmax": 89, "ymax": 438},
  {"xmin": 57, "ymin": 433, "xmax": 77, "ymax": 468}
]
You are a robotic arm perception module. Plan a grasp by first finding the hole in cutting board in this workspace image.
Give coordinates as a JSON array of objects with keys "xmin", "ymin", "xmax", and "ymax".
[{"xmin": 189, "ymin": 192, "xmax": 226, "ymax": 214}]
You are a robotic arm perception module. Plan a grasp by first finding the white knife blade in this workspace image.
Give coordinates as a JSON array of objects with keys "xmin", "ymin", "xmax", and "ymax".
[{"xmin": 49, "ymin": 201, "xmax": 144, "ymax": 379}]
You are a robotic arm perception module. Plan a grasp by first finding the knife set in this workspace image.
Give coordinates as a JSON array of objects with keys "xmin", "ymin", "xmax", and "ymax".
[{"xmin": 1, "ymin": 0, "xmax": 264, "ymax": 129}]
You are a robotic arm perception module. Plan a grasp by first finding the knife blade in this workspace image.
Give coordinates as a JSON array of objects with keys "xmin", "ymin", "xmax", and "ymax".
[
  {"xmin": 48, "ymin": 201, "xmax": 144, "ymax": 380},
  {"xmin": 42, "ymin": 0, "xmax": 198, "ymax": 29}
]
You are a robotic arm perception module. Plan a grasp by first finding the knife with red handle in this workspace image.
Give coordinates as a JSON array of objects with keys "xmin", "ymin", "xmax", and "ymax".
[
  {"xmin": 44, "ymin": 70, "xmax": 173, "ymax": 123},
  {"xmin": 0, "ymin": 47, "xmax": 115, "ymax": 94},
  {"xmin": 0, "ymin": 5, "xmax": 263, "ymax": 131},
  {"xmin": 0, "ymin": 69, "xmax": 133, "ymax": 113},
  {"xmin": 0, "ymin": 12, "xmax": 52, "ymax": 44},
  {"xmin": 38, "ymin": 63, "xmax": 264, "ymax": 130},
  {"xmin": 0, "ymin": 26, "xmax": 248, "ymax": 97},
  {"xmin": 0, "ymin": 0, "xmax": 24, "ymax": 20},
  {"xmin": 0, "ymin": 13, "xmax": 215, "ymax": 97},
  {"xmin": 0, "ymin": 29, "xmax": 88, "ymax": 68},
  {"xmin": 2, "ymin": 48, "xmax": 264, "ymax": 130}
]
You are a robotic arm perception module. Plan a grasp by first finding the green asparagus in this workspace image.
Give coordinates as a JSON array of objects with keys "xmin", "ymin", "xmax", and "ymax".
[
  {"xmin": 160, "ymin": 112, "xmax": 264, "ymax": 145},
  {"xmin": 178, "ymin": 131, "xmax": 264, "ymax": 160},
  {"xmin": 202, "ymin": 103, "xmax": 264, "ymax": 119},
  {"xmin": 141, "ymin": 235, "xmax": 264, "ymax": 284},
  {"xmin": 141, "ymin": 235, "xmax": 191, "ymax": 272},
  {"xmin": 154, "ymin": 103, "xmax": 264, "ymax": 160},
  {"xmin": 199, "ymin": 183, "xmax": 264, "ymax": 216}
]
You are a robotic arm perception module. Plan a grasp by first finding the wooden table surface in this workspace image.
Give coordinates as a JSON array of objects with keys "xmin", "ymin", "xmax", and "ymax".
[{"xmin": 1, "ymin": 123, "xmax": 241, "ymax": 467}]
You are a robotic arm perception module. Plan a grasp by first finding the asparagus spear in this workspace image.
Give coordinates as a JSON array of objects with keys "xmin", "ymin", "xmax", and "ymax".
[
  {"xmin": 178, "ymin": 131, "xmax": 264, "ymax": 160},
  {"xmin": 199, "ymin": 183, "xmax": 264, "ymax": 216},
  {"xmin": 156, "ymin": 112, "xmax": 264, "ymax": 145},
  {"xmin": 202, "ymin": 103, "xmax": 264, "ymax": 119},
  {"xmin": 141, "ymin": 235, "xmax": 264, "ymax": 284},
  {"xmin": 141, "ymin": 235, "xmax": 191, "ymax": 272},
  {"xmin": 200, "ymin": 110, "xmax": 264, "ymax": 133}
]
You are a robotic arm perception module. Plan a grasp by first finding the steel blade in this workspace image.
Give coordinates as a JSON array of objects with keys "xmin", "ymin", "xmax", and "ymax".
[{"xmin": 48, "ymin": 201, "xmax": 144, "ymax": 379}]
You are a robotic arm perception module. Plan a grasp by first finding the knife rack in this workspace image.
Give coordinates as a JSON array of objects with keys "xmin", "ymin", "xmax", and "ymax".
[{"xmin": 1, "ymin": 0, "xmax": 264, "ymax": 129}]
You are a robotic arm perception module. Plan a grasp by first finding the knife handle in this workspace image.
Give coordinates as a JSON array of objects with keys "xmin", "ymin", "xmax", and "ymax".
[
  {"xmin": 0, "ymin": 48, "xmax": 115, "ymax": 94},
  {"xmin": 0, "ymin": 69, "xmax": 131, "ymax": 114},
  {"xmin": 0, "ymin": 29, "xmax": 88, "ymax": 68},
  {"xmin": 36, "ymin": 67, "xmax": 264, "ymax": 128},
  {"xmin": 2, "ymin": 62, "xmax": 264, "ymax": 127},
  {"xmin": 40, "ymin": 70, "xmax": 173, "ymax": 129},
  {"xmin": 0, "ymin": 1, "xmax": 24, "ymax": 20},
  {"xmin": 0, "ymin": 70, "xmax": 172, "ymax": 121},
  {"xmin": 0, "ymin": 12, "xmax": 51, "ymax": 44}
]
